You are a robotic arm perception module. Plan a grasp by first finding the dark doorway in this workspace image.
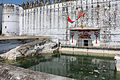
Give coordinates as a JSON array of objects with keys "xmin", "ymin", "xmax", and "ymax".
[{"xmin": 84, "ymin": 40, "xmax": 88, "ymax": 46}]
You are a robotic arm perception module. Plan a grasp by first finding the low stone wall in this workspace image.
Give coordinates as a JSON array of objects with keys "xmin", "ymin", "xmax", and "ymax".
[
  {"xmin": 0, "ymin": 62, "xmax": 74, "ymax": 80},
  {"xmin": 59, "ymin": 45, "xmax": 120, "ymax": 57},
  {"xmin": 0, "ymin": 39, "xmax": 58, "ymax": 60}
]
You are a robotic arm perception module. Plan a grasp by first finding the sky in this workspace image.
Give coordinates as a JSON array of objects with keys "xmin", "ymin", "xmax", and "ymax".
[{"xmin": 0, "ymin": 0, "xmax": 36, "ymax": 5}]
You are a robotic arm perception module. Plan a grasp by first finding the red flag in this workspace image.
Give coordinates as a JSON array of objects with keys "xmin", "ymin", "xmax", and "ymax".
[
  {"xmin": 67, "ymin": 16, "xmax": 74, "ymax": 23},
  {"xmin": 78, "ymin": 12, "xmax": 82, "ymax": 19},
  {"xmin": 83, "ymin": 13, "xmax": 85, "ymax": 18},
  {"xmin": 96, "ymin": 37, "xmax": 97, "ymax": 44}
]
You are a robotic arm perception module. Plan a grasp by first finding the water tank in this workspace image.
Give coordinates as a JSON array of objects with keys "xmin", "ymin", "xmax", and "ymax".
[{"xmin": 2, "ymin": 4, "xmax": 20, "ymax": 36}]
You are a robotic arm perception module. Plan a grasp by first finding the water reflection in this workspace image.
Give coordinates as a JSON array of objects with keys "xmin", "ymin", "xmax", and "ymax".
[
  {"xmin": 18, "ymin": 54, "xmax": 116, "ymax": 80},
  {"xmin": 3, "ymin": 54, "xmax": 117, "ymax": 80}
]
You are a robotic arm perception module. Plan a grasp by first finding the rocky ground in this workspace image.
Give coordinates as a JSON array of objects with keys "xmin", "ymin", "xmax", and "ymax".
[
  {"xmin": 0, "ymin": 62, "xmax": 74, "ymax": 80},
  {"xmin": 0, "ymin": 39, "xmax": 58, "ymax": 60}
]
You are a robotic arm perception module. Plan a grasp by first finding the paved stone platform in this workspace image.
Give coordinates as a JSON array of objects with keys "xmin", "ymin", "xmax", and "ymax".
[
  {"xmin": 0, "ymin": 63, "xmax": 74, "ymax": 80},
  {"xmin": 0, "ymin": 36, "xmax": 50, "ymax": 40}
]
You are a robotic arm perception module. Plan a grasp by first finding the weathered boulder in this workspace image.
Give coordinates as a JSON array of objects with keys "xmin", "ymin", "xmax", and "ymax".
[
  {"xmin": 35, "ymin": 41, "xmax": 58, "ymax": 54},
  {"xmin": 24, "ymin": 49, "xmax": 37, "ymax": 57},
  {"xmin": 0, "ymin": 56, "xmax": 4, "ymax": 61},
  {"xmin": 0, "ymin": 46, "xmax": 23, "ymax": 60},
  {"xmin": 0, "ymin": 39, "xmax": 58, "ymax": 60}
]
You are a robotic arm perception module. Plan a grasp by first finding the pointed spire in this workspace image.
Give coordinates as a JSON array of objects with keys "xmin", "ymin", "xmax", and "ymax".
[
  {"xmin": 48, "ymin": 0, "xmax": 51, "ymax": 4},
  {"xmin": 34, "ymin": 0, "xmax": 38, "ymax": 7},
  {"xmin": 53, "ymin": 0, "xmax": 58, "ymax": 3},
  {"xmin": 53, "ymin": 0, "xmax": 56, "ymax": 4},
  {"xmin": 38, "ymin": 0, "xmax": 44, "ymax": 6},
  {"xmin": 21, "ymin": 2, "xmax": 25, "ymax": 9},
  {"xmin": 58, "ymin": 0, "xmax": 61, "ymax": 3},
  {"xmin": 29, "ymin": 0, "xmax": 33, "ymax": 8},
  {"xmin": 25, "ymin": 0, "xmax": 29, "ymax": 9},
  {"xmin": 42, "ymin": 0, "xmax": 48, "ymax": 5},
  {"xmin": 35, "ymin": 0, "xmax": 38, "ymax": 4}
]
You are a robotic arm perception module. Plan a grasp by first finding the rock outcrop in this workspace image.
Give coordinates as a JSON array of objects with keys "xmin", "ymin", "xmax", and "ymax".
[
  {"xmin": 0, "ymin": 56, "xmax": 4, "ymax": 61},
  {"xmin": 0, "ymin": 62, "xmax": 74, "ymax": 80},
  {"xmin": 0, "ymin": 39, "xmax": 58, "ymax": 60},
  {"xmin": 0, "ymin": 46, "xmax": 23, "ymax": 60}
]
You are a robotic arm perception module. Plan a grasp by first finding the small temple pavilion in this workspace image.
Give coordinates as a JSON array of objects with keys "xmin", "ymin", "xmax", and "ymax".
[{"xmin": 69, "ymin": 27, "xmax": 100, "ymax": 47}]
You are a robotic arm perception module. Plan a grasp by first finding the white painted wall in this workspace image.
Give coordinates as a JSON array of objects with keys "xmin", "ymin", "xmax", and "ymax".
[
  {"xmin": 19, "ymin": 7, "xmax": 23, "ymax": 36},
  {"xmin": 2, "ymin": 4, "xmax": 22, "ymax": 36},
  {"xmin": 21, "ymin": 0, "xmax": 120, "ymax": 47},
  {"xmin": 2, "ymin": 0, "xmax": 120, "ymax": 47}
]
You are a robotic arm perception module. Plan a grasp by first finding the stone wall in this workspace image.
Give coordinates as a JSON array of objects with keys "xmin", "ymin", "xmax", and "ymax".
[
  {"xmin": 21, "ymin": 0, "xmax": 120, "ymax": 47},
  {"xmin": 2, "ymin": 4, "xmax": 23, "ymax": 36},
  {"xmin": 59, "ymin": 45, "xmax": 120, "ymax": 56}
]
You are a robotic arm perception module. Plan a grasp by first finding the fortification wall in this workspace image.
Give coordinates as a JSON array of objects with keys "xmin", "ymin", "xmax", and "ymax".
[
  {"xmin": 21, "ymin": 0, "xmax": 120, "ymax": 47},
  {"xmin": 2, "ymin": 4, "xmax": 23, "ymax": 36}
]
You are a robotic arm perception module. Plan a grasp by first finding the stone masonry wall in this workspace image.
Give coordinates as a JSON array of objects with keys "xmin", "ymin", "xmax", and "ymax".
[
  {"xmin": 0, "ymin": 62, "xmax": 74, "ymax": 80},
  {"xmin": 21, "ymin": 0, "xmax": 120, "ymax": 47}
]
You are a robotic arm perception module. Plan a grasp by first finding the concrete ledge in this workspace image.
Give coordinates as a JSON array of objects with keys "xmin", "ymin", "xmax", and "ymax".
[
  {"xmin": 0, "ymin": 36, "xmax": 50, "ymax": 40},
  {"xmin": 0, "ymin": 62, "xmax": 74, "ymax": 80},
  {"xmin": 61, "ymin": 45, "xmax": 120, "ymax": 50},
  {"xmin": 59, "ymin": 45, "xmax": 120, "ymax": 57}
]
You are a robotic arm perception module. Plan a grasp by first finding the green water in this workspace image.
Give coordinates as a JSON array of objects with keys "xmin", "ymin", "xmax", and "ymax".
[{"xmin": 3, "ymin": 53, "xmax": 119, "ymax": 80}]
